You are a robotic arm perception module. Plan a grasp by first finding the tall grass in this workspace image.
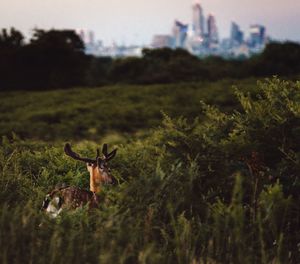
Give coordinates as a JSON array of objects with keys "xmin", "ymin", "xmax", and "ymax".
[
  {"xmin": 1, "ymin": 78, "xmax": 300, "ymax": 263},
  {"xmin": 0, "ymin": 79, "xmax": 257, "ymax": 141}
]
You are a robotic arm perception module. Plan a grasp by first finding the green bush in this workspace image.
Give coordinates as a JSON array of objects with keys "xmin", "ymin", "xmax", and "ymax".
[
  {"xmin": 1, "ymin": 78, "xmax": 300, "ymax": 263},
  {"xmin": 0, "ymin": 79, "xmax": 251, "ymax": 141}
]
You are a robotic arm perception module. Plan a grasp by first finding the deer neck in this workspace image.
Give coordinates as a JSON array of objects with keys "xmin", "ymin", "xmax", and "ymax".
[{"xmin": 89, "ymin": 167, "xmax": 102, "ymax": 193}]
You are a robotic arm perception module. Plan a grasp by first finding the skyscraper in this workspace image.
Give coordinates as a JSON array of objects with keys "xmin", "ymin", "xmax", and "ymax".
[
  {"xmin": 249, "ymin": 25, "xmax": 266, "ymax": 47},
  {"xmin": 192, "ymin": 2, "xmax": 205, "ymax": 38},
  {"xmin": 230, "ymin": 22, "xmax": 244, "ymax": 46},
  {"xmin": 173, "ymin": 20, "xmax": 188, "ymax": 48},
  {"xmin": 207, "ymin": 14, "xmax": 218, "ymax": 44}
]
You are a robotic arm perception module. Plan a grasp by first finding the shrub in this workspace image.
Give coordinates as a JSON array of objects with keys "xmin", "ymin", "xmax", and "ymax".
[{"xmin": 1, "ymin": 78, "xmax": 300, "ymax": 263}]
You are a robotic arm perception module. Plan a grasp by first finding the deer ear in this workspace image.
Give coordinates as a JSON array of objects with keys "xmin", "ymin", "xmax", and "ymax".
[
  {"xmin": 107, "ymin": 149, "xmax": 117, "ymax": 161},
  {"xmin": 102, "ymin": 144, "xmax": 108, "ymax": 156}
]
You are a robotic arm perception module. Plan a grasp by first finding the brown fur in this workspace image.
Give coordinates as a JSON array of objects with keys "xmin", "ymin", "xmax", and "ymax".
[
  {"xmin": 88, "ymin": 162, "xmax": 112, "ymax": 193},
  {"xmin": 48, "ymin": 186, "xmax": 99, "ymax": 209}
]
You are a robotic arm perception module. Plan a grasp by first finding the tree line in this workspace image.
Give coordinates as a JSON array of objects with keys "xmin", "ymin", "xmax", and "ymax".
[{"xmin": 1, "ymin": 27, "xmax": 300, "ymax": 90}]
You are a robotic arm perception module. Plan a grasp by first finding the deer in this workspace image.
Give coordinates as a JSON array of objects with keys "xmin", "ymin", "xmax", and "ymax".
[{"xmin": 41, "ymin": 143, "xmax": 117, "ymax": 218}]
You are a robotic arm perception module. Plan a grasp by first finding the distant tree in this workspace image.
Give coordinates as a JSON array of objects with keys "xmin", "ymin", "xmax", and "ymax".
[
  {"xmin": 164, "ymin": 49, "xmax": 206, "ymax": 82},
  {"xmin": 202, "ymin": 56, "xmax": 246, "ymax": 80},
  {"xmin": 30, "ymin": 29, "xmax": 84, "ymax": 53},
  {"xmin": 109, "ymin": 57, "xmax": 146, "ymax": 83},
  {"xmin": 139, "ymin": 48, "xmax": 206, "ymax": 83},
  {"xmin": 0, "ymin": 28, "xmax": 25, "ymax": 90},
  {"xmin": 2, "ymin": 28, "xmax": 300, "ymax": 91},
  {"xmin": 249, "ymin": 42, "xmax": 300, "ymax": 76},
  {"xmin": 85, "ymin": 56, "xmax": 113, "ymax": 86},
  {"xmin": 0, "ymin": 28, "xmax": 90, "ymax": 90},
  {"xmin": 20, "ymin": 29, "xmax": 88, "ymax": 89},
  {"xmin": 0, "ymin": 27, "xmax": 24, "ymax": 50},
  {"xmin": 142, "ymin": 48, "xmax": 174, "ymax": 62}
]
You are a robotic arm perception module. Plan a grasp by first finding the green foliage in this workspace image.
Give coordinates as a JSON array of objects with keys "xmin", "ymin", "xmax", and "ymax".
[
  {"xmin": 1, "ymin": 78, "xmax": 300, "ymax": 263},
  {"xmin": 0, "ymin": 79, "xmax": 249, "ymax": 141},
  {"xmin": 0, "ymin": 28, "xmax": 87, "ymax": 90},
  {"xmin": 0, "ymin": 28, "xmax": 24, "ymax": 49},
  {"xmin": 249, "ymin": 42, "xmax": 300, "ymax": 76}
]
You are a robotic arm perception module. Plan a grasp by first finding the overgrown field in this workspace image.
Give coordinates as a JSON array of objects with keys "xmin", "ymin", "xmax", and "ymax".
[
  {"xmin": 0, "ymin": 79, "xmax": 257, "ymax": 141},
  {"xmin": 1, "ymin": 78, "xmax": 300, "ymax": 263}
]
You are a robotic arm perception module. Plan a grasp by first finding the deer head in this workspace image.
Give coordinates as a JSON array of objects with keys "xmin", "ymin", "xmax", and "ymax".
[{"xmin": 64, "ymin": 143, "xmax": 117, "ymax": 193}]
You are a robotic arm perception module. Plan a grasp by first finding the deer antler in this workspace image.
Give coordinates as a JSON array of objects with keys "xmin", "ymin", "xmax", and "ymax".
[
  {"xmin": 64, "ymin": 143, "xmax": 96, "ymax": 163},
  {"xmin": 102, "ymin": 143, "xmax": 117, "ymax": 161},
  {"xmin": 107, "ymin": 149, "xmax": 117, "ymax": 161},
  {"xmin": 102, "ymin": 144, "xmax": 108, "ymax": 157}
]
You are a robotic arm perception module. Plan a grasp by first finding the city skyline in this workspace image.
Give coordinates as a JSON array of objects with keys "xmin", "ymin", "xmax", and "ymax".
[{"xmin": 1, "ymin": 0, "xmax": 299, "ymax": 45}]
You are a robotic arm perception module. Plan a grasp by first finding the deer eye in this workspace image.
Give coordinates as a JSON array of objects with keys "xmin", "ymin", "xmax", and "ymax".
[{"xmin": 88, "ymin": 163, "xmax": 93, "ymax": 167}]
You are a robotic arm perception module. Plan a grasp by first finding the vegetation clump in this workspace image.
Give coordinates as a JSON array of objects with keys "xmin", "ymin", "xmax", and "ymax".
[{"xmin": 1, "ymin": 78, "xmax": 300, "ymax": 263}]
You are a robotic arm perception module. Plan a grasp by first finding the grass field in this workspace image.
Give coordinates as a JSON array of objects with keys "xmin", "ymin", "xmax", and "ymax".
[
  {"xmin": 1, "ymin": 78, "xmax": 300, "ymax": 263},
  {"xmin": 0, "ymin": 79, "xmax": 257, "ymax": 141}
]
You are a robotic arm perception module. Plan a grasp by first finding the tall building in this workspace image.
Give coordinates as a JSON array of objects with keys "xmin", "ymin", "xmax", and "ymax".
[
  {"xmin": 207, "ymin": 14, "xmax": 219, "ymax": 44},
  {"xmin": 249, "ymin": 25, "xmax": 266, "ymax": 47},
  {"xmin": 173, "ymin": 20, "xmax": 188, "ymax": 48},
  {"xmin": 192, "ymin": 2, "xmax": 205, "ymax": 38},
  {"xmin": 230, "ymin": 22, "xmax": 244, "ymax": 46}
]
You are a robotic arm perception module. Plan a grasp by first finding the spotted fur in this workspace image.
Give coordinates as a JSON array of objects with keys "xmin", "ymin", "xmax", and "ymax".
[{"xmin": 41, "ymin": 186, "xmax": 100, "ymax": 217}]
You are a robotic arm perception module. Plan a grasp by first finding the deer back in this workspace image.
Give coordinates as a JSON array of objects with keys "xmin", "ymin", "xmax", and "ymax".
[{"xmin": 41, "ymin": 186, "xmax": 99, "ymax": 218}]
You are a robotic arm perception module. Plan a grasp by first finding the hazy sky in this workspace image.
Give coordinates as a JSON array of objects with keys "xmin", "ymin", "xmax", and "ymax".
[{"xmin": 1, "ymin": 0, "xmax": 299, "ymax": 45}]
